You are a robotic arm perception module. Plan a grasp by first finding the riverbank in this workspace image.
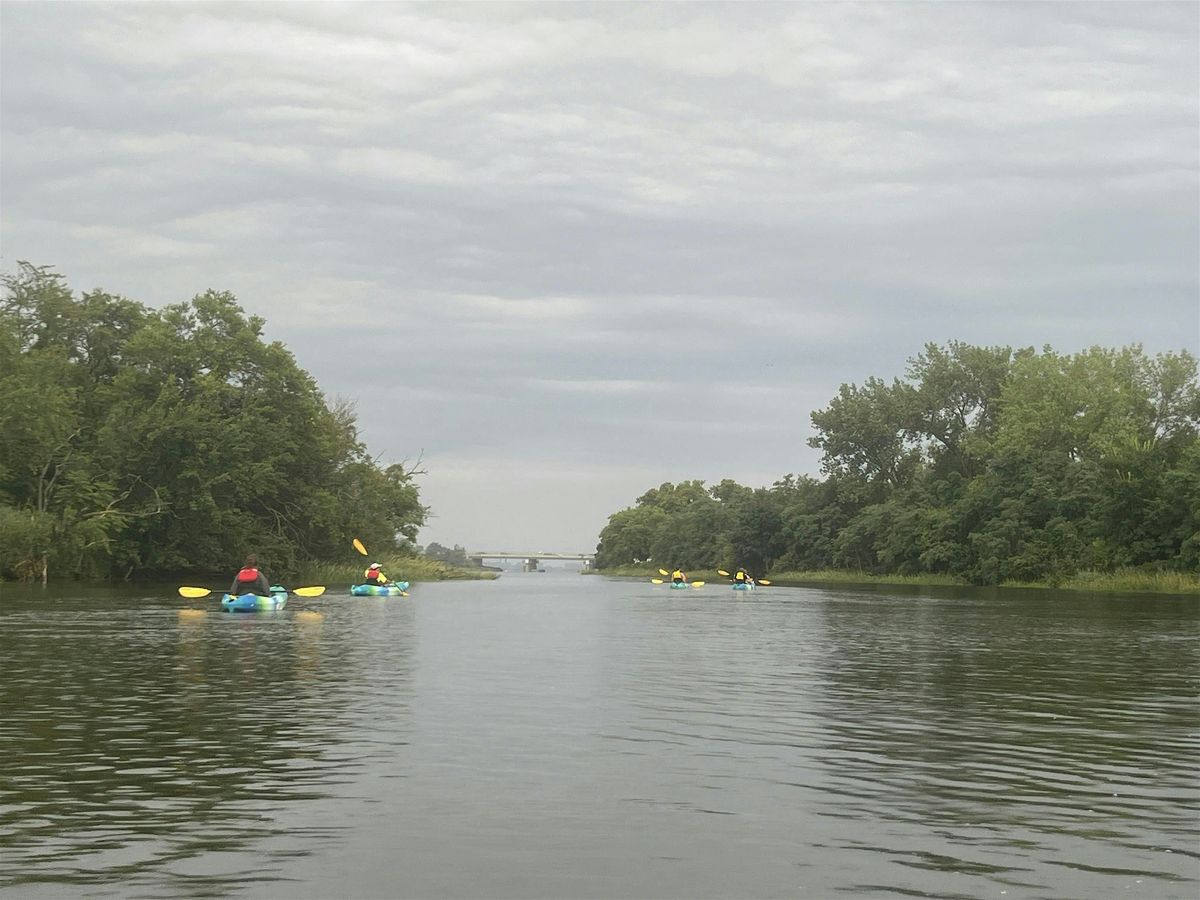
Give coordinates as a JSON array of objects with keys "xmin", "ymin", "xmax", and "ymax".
[
  {"xmin": 0, "ymin": 557, "xmax": 499, "ymax": 588},
  {"xmin": 596, "ymin": 566, "xmax": 1199, "ymax": 595}
]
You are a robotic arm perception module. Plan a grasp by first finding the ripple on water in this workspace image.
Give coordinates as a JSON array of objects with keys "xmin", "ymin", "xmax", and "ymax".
[{"xmin": 1, "ymin": 582, "xmax": 1197, "ymax": 898}]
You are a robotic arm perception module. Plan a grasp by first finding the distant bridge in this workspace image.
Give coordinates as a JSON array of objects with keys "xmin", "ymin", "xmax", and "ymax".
[{"xmin": 468, "ymin": 551, "xmax": 595, "ymax": 571}]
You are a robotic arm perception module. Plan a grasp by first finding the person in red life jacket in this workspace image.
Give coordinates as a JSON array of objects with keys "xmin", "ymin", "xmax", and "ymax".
[
  {"xmin": 364, "ymin": 562, "xmax": 390, "ymax": 585},
  {"xmin": 230, "ymin": 555, "xmax": 271, "ymax": 596}
]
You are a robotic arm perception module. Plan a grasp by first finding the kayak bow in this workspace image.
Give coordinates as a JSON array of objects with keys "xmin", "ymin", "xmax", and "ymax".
[
  {"xmin": 350, "ymin": 582, "xmax": 410, "ymax": 596},
  {"xmin": 221, "ymin": 586, "xmax": 289, "ymax": 611}
]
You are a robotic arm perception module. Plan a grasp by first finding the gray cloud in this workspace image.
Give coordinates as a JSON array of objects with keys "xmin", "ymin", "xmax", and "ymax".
[{"xmin": 2, "ymin": 1, "xmax": 1196, "ymax": 551}]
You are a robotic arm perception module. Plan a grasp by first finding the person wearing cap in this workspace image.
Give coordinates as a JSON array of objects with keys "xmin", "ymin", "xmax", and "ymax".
[
  {"xmin": 671, "ymin": 568, "xmax": 686, "ymax": 585},
  {"xmin": 364, "ymin": 562, "xmax": 390, "ymax": 585}
]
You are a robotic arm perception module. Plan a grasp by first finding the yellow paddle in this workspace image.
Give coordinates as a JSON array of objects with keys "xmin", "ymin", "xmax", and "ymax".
[
  {"xmin": 177, "ymin": 586, "xmax": 326, "ymax": 598},
  {"xmin": 718, "ymin": 569, "xmax": 730, "ymax": 577},
  {"xmin": 178, "ymin": 586, "xmax": 214, "ymax": 598},
  {"xmin": 651, "ymin": 578, "xmax": 665, "ymax": 584},
  {"xmin": 691, "ymin": 581, "xmax": 705, "ymax": 588},
  {"xmin": 658, "ymin": 568, "xmax": 670, "ymax": 576}
]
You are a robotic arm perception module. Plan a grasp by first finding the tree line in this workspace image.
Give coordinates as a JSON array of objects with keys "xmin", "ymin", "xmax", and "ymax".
[
  {"xmin": 0, "ymin": 263, "xmax": 425, "ymax": 580},
  {"xmin": 420, "ymin": 542, "xmax": 470, "ymax": 566},
  {"xmin": 596, "ymin": 341, "xmax": 1200, "ymax": 585}
]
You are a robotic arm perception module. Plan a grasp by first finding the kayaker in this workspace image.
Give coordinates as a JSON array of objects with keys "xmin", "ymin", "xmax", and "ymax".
[
  {"xmin": 671, "ymin": 568, "xmax": 686, "ymax": 585},
  {"xmin": 733, "ymin": 568, "xmax": 754, "ymax": 585},
  {"xmin": 364, "ymin": 562, "xmax": 390, "ymax": 585},
  {"xmin": 230, "ymin": 555, "xmax": 271, "ymax": 595}
]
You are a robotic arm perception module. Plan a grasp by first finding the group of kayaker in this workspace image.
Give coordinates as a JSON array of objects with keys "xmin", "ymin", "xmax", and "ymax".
[
  {"xmin": 232, "ymin": 555, "xmax": 751, "ymax": 595},
  {"xmin": 229, "ymin": 555, "xmax": 394, "ymax": 596},
  {"xmin": 667, "ymin": 566, "xmax": 756, "ymax": 586}
]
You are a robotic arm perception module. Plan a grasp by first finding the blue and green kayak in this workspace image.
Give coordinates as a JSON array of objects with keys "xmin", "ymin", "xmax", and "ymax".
[
  {"xmin": 731, "ymin": 582, "xmax": 755, "ymax": 591},
  {"xmin": 350, "ymin": 582, "xmax": 410, "ymax": 596},
  {"xmin": 221, "ymin": 586, "xmax": 288, "ymax": 611}
]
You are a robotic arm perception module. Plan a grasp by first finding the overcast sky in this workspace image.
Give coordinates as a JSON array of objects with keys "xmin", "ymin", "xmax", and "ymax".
[{"xmin": 2, "ymin": 2, "xmax": 1197, "ymax": 553}]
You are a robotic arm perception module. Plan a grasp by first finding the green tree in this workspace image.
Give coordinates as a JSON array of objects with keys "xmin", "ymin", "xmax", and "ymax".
[
  {"xmin": 601, "ymin": 342, "xmax": 1198, "ymax": 586},
  {"xmin": 0, "ymin": 265, "xmax": 426, "ymax": 580},
  {"xmin": 809, "ymin": 377, "xmax": 918, "ymax": 489},
  {"xmin": 423, "ymin": 542, "xmax": 469, "ymax": 565},
  {"xmin": 899, "ymin": 341, "xmax": 1013, "ymax": 478}
]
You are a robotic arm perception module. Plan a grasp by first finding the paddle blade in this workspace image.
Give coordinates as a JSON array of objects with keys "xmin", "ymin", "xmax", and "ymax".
[
  {"xmin": 353, "ymin": 538, "xmax": 368, "ymax": 556},
  {"xmin": 758, "ymin": 579, "xmax": 770, "ymax": 585},
  {"xmin": 651, "ymin": 578, "xmax": 664, "ymax": 584},
  {"xmin": 292, "ymin": 586, "xmax": 326, "ymax": 597},
  {"xmin": 658, "ymin": 568, "xmax": 670, "ymax": 577},
  {"xmin": 178, "ymin": 587, "xmax": 213, "ymax": 598},
  {"xmin": 717, "ymin": 569, "xmax": 730, "ymax": 577},
  {"xmin": 691, "ymin": 581, "xmax": 705, "ymax": 588}
]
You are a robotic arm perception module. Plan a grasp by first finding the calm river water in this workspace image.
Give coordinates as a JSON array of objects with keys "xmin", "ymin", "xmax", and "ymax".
[{"xmin": 1, "ymin": 573, "xmax": 1196, "ymax": 898}]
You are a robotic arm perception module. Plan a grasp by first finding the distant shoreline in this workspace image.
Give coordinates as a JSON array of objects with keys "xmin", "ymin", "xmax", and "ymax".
[
  {"xmin": 0, "ymin": 558, "xmax": 501, "ymax": 587},
  {"xmin": 597, "ymin": 567, "xmax": 1200, "ymax": 596}
]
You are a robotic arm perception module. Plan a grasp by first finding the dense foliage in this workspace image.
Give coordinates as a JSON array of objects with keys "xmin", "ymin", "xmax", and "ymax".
[
  {"xmin": 0, "ymin": 263, "xmax": 425, "ymax": 580},
  {"xmin": 596, "ymin": 342, "xmax": 1200, "ymax": 585}
]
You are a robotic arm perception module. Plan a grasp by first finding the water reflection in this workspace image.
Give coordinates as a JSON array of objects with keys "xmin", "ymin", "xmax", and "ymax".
[
  {"xmin": 592, "ymin": 584, "xmax": 1198, "ymax": 898},
  {"xmin": 808, "ymin": 589, "xmax": 1200, "ymax": 896},
  {"xmin": 0, "ymin": 587, "xmax": 415, "ymax": 895},
  {"xmin": 0, "ymin": 579, "xmax": 1196, "ymax": 898}
]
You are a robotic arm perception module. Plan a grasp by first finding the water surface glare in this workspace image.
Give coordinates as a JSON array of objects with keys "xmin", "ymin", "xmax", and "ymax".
[{"xmin": 1, "ymin": 574, "xmax": 1197, "ymax": 898}]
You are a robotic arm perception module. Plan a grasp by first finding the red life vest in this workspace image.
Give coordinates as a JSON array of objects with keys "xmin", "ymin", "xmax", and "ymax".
[{"xmin": 236, "ymin": 567, "xmax": 260, "ymax": 583}]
